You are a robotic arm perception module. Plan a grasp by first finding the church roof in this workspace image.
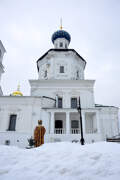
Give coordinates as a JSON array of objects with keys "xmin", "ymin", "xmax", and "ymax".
[
  {"xmin": 11, "ymin": 84, "xmax": 23, "ymax": 96},
  {"xmin": 37, "ymin": 49, "xmax": 86, "ymax": 71},
  {"xmin": 0, "ymin": 40, "xmax": 6, "ymax": 52},
  {"xmin": 12, "ymin": 91, "xmax": 23, "ymax": 96},
  {"xmin": 51, "ymin": 30, "xmax": 71, "ymax": 43},
  {"xmin": 95, "ymin": 104, "xmax": 117, "ymax": 108}
]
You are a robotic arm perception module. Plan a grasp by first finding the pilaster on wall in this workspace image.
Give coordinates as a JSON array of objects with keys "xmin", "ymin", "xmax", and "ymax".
[
  {"xmin": 50, "ymin": 112, "xmax": 54, "ymax": 134},
  {"xmin": 66, "ymin": 112, "xmax": 70, "ymax": 134},
  {"xmin": 0, "ymin": 41, "xmax": 6, "ymax": 96},
  {"xmin": 0, "ymin": 86, "xmax": 3, "ymax": 96},
  {"xmin": 96, "ymin": 111, "xmax": 100, "ymax": 133},
  {"xmin": 82, "ymin": 111, "xmax": 85, "ymax": 134}
]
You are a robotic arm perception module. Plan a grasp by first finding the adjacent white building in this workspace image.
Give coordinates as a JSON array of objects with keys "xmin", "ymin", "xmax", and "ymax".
[
  {"xmin": 0, "ymin": 40, "xmax": 6, "ymax": 95},
  {"xmin": 0, "ymin": 28, "xmax": 119, "ymax": 148}
]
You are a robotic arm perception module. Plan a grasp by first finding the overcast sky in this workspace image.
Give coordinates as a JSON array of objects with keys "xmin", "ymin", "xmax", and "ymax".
[{"xmin": 0, "ymin": 0, "xmax": 120, "ymax": 107}]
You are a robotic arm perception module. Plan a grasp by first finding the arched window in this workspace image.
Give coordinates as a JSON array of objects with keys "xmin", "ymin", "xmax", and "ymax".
[{"xmin": 60, "ymin": 42, "xmax": 63, "ymax": 47}]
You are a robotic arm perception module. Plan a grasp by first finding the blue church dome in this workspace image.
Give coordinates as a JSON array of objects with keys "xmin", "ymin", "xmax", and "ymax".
[{"xmin": 52, "ymin": 30, "xmax": 71, "ymax": 44}]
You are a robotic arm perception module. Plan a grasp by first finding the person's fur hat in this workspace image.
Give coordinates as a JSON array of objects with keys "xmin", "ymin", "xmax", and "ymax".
[{"xmin": 38, "ymin": 120, "xmax": 42, "ymax": 125}]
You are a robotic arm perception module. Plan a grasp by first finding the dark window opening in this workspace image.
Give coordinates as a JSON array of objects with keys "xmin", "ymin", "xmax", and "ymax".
[
  {"xmin": 71, "ymin": 120, "xmax": 79, "ymax": 134},
  {"xmin": 71, "ymin": 120, "xmax": 79, "ymax": 128},
  {"xmin": 55, "ymin": 120, "xmax": 63, "ymax": 129},
  {"xmin": 5, "ymin": 140, "xmax": 10, "ymax": 145},
  {"xmin": 0, "ymin": 50, "xmax": 2, "ymax": 58},
  {"xmin": 55, "ymin": 120, "xmax": 63, "ymax": 134},
  {"xmin": 8, "ymin": 114, "xmax": 17, "ymax": 131},
  {"xmin": 60, "ymin": 42, "xmax": 63, "ymax": 47},
  {"xmin": 58, "ymin": 97, "xmax": 62, "ymax": 108},
  {"xmin": 65, "ymin": 44, "xmax": 67, "ymax": 48},
  {"xmin": 44, "ymin": 70, "xmax": 47, "ymax": 78},
  {"xmin": 76, "ymin": 71, "xmax": 79, "ymax": 79},
  {"xmin": 60, "ymin": 66, "xmax": 64, "ymax": 73},
  {"xmin": 71, "ymin": 98, "xmax": 77, "ymax": 108}
]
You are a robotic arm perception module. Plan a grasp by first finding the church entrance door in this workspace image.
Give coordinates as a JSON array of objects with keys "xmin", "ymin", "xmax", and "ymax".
[
  {"xmin": 55, "ymin": 120, "xmax": 63, "ymax": 128},
  {"xmin": 55, "ymin": 120, "xmax": 63, "ymax": 134}
]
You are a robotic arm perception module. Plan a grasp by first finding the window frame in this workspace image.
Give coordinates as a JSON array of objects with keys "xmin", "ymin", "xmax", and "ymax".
[
  {"xmin": 58, "ymin": 97, "xmax": 63, "ymax": 108},
  {"xmin": 60, "ymin": 42, "xmax": 63, "ymax": 47},
  {"xmin": 0, "ymin": 49, "xmax": 2, "ymax": 58},
  {"xmin": 65, "ymin": 44, "xmax": 67, "ymax": 48},
  {"xmin": 44, "ymin": 70, "xmax": 47, "ymax": 78},
  {"xmin": 8, "ymin": 114, "xmax": 17, "ymax": 131},
  {"xmin": 76, "ymin": 70, "xmax": 79, "ymax": 79},
  {"xmin": 71, "ymin": 97, "xmax": 77, "ymax": 108},
  {"xmin": 71, "ymin": 120, "xmax": 79, "ymax": 129},
  {"xmin": 60, "ymin": 66, "xmax": 64, "ymax": 73}
]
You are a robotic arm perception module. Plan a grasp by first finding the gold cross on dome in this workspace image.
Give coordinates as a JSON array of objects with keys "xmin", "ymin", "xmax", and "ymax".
[{"xmin": 60, "ymin": 18, "xmax": 63, "ymax": 30}]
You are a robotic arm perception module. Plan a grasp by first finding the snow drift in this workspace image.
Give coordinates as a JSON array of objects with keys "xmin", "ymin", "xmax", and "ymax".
[{"xmin": 0, "ymin": 142, "xmax": 120, "ymax": 180}]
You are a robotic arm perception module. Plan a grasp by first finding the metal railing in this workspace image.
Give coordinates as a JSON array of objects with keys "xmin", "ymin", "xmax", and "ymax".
[
  {"xmin": 86, "ymin": 129, "xmax": 97, "ymax": 134},
  {"xmin": 54, "ymin": 128, "xmax": 98, "ymax": 134},
  {"xmin": 54, "ymin": 128, "xmax": 65, "ymax": 134},
  {"xmin": 71, "ymin": 128, "xmax": 80, "ymax": 134}
]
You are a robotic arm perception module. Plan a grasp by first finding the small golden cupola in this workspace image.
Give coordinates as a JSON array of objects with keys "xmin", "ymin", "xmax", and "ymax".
[{"xmin": 12, "ymin": 84, "xmax": 23, "ymax": 96}]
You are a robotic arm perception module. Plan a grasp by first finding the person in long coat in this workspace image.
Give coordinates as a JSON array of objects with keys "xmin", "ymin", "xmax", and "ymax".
[{"xmin": 34, "ymin": 120, "xmax": 46, "ymax": 147}]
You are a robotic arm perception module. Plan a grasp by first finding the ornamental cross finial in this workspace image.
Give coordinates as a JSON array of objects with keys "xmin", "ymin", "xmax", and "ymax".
[
  {"xmin": 60, "ymin": 18, "xmax": 63, "ymax": 30},
  {"xmin": 17, "ymin": 83, "xmax": 20, "ymax": 91}
]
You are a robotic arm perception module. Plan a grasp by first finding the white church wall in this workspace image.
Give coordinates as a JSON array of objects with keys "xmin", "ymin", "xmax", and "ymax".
[
  {"xmin": 0, "ymin": 28, "xmax": 119, "ymax": 148},
  {"xmin": 29, "ymin": 79, "xmax": 95, "ymax": 109},
  {"xmin": 70, "ymin": 54, "xmax": 85, "ymax": 80},
  {"xmin": 0, "ymin": 41, "xmax": 6, "ymax": 96},
  {"xmin": 44, "ymin": 133, "xmax": 102, "ymax": 144},
  {"xmin": 54, "ymin": 38, "xmax": 69, "ymax": 49},
  {"xmin": 40, "ymin": 109, "xmax": 50, "ymax": 134},
  {"xmin": 0, "ymin": 130, "xmax": 102, "ymax": 147},
  {"xmin": 0, "ymin": 131, "xmax": 31, "ymax": 148},
  {"xmin": 38, "ymin": 59, "xmax": 51, "ymax": 80},
  {"xmin": 37, "ymin": 51, "xmax": 85, "ymax": 80},
  {"xmin": 0, "ymin": 97, "xmax": 118, "ymax": 147},
  {"xmin": 31, "ymin": 106, "xmax": 42, "ymax": 134},
  {"xmin": 97, "ymin": 107, "xmax": 119, "ymax": 140},
  {"xmin": 0, "ymin": 96, "xmax": 43, "ymax": 147},
  {"xmin": 0, "ymin": 97, "xmax": 42, "ymax": 132},
  {"xmin": 0, "ymin": 96, "xmax": 52, "ymax": 147},
  {"xmin": 30, "ymin": 87, "xmax": 95, "ymax": 109}
]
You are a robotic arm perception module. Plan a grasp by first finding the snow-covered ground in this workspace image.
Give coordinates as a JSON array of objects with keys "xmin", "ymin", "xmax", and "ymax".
[{"xmin": 0, "ymin": 142, "xmax": 120, "ymax": 180}]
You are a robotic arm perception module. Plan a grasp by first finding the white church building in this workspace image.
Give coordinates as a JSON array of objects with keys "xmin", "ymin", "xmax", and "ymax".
[{"xmin": 0, "ymin": 28, "xmax": 119, "ymax": 148}]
